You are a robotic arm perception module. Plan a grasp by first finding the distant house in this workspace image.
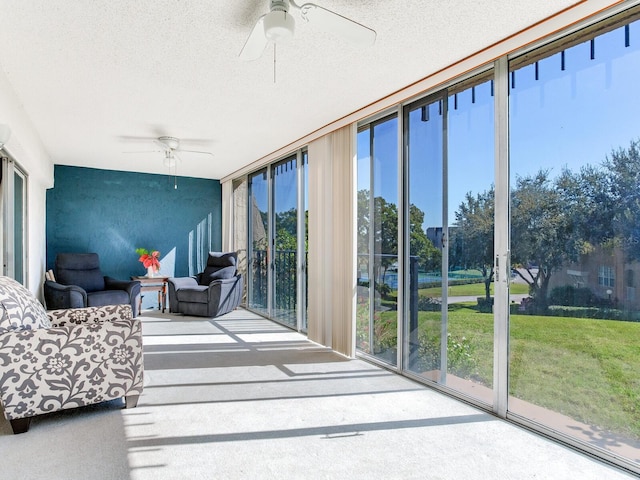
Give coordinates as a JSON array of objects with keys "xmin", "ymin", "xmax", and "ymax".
[{"xmin": 549, "ymin": 246, "xmax": 639, "ymax": 310}]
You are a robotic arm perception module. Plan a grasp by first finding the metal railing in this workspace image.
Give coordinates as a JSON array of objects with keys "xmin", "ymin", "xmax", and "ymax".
[{"xmin": 249, "ymin": 249, "xmax": 307, "ymax": 325}]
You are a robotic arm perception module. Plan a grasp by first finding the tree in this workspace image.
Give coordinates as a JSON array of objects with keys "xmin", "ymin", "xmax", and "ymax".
[
  {"xmin": 357, "ymin": 189, "xmax": 397, "ymax": 286},
  {"xmin": 274, "ymin": 208, "xmax": 298, "ymax": 251},
  {"xmin": 510, "ymin": 170, "xmax": 573, "ymax": 309},
  {"xmin": 554, "ymin": 164, "xmax": 614, "ymax": 258},
  {"xmin": 357, "ymin": 189, "xmax": 371, "ymax": 267},
  {"xmin": 355, "ymin": 160, "xmax": 623, "ymax": 311},
  {"xmin": 603, "ymin": 139, "xmax": 640, "ymax": 261},
  {"xmin": 409, "ymin": 204, "xmax": 441, "ymax": 273},
  {"xmin": 373, "ymin": 196, "xmax": 398, "ymax": 286},
  {"xmin": 357, "ymin": 189, "xmax": 437, "ymax": 288},
  {"xmin": 451, "ymin": 187, "xmax": 495, "ymax": 300}
]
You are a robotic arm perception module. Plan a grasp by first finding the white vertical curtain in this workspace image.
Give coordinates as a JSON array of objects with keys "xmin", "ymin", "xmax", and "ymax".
[
  {"xmin": 232, "ymin": 178, "xmax": 248, "ymax": 305},
  {"xmin": 221, "ymin": 178, "xmax": 248, "ymax": 305},
  {"xmin": 308, "ymin": 125, "xmax": 355, "ymax": 357},
  {"xmin": 221, "ymin": 180, "xmax": 233, "ymax": 252}
]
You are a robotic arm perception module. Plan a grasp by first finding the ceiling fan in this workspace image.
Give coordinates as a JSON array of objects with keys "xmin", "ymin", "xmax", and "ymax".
[
  {"xmin": 239, "ymin": 0, "xmax": 376, "ymax": 61},
  {"xmin": 125, "ymin": 136, "xmax": 213, "ymax": 167},
  {"xmin": 124, "ymin": 136, "xmax": 213, "ymax": 188}
]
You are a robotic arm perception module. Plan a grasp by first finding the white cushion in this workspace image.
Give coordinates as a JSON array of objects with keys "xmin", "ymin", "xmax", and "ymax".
[{"xmin": 0, "ymin": 276, "xmax": 50, "ymax": 334}]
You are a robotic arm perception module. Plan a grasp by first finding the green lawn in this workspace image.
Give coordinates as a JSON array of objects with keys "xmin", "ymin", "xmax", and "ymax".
[
  {"xmin": 419, "ymin": 281, "xmax": 529, "ymax": 297},
  {"xmin": 506, "ymin": 312, "xmax": 640, "ymax": 440},
  {"xmin": 382, "ymin": 281, "xmax": 529, "ymax": 304},
  {"xmin": 375, "ymin": 305, "xmax": 640, "ymax": 440}
]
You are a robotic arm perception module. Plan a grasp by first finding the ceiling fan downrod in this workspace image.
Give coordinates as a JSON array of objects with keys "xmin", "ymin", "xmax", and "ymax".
[{"xmin": 270, "ymin": 0, "xmax": 289, "ymax": 12}]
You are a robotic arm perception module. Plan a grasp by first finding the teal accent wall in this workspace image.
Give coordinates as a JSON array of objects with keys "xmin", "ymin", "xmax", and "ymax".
[{"xmin": 46, "ymin": 166, "xmax": 222, "ymax": 281}]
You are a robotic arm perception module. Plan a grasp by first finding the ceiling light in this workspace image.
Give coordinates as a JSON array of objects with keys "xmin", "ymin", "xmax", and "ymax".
[
  {"xmin": 263, "ymin": 11, "xmax": 295, "ymax": 42},
  {"xmin": 163, "ymin": 151, "xmax": 176, "ymax": 168},
  {"xmin": 0, "ymin": 124, "xmax": 11, "ymax": 149}
]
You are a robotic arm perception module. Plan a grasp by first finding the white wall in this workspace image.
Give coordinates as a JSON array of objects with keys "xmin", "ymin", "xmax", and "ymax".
[{"xmin": 0, "ymin": 68, "xmax": 53, "ymax": 296}]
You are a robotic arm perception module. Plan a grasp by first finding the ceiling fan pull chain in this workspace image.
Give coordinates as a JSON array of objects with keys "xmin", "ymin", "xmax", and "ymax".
[{"xmin": 174, "ymin": 158, "xmax": 178, "ymax": 189}]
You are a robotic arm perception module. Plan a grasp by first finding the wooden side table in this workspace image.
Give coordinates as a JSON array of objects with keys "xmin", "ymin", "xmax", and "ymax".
[{"xmin": 132, "ymin": 276, "xmax": 169, "ymax": 313}]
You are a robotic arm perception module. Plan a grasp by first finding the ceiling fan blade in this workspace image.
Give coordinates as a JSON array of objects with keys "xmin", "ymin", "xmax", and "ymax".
[
  {"xmin": 239, "ymin": 14, "xmax": 269, "ymax": 61},
  {"xmin": 123, "ymin": 150, "xmax": 162, "ymax": 154},
  {"xmin": 178, "ymin": 149, "xmax": 214, "ymax": 156},
  {"xmin": 119, "ymin": 135, "xmax": 158, "ymax": 142},
  {"xmin": 297, "ymin": 3, "xmax": 376, "ymax": 45}
]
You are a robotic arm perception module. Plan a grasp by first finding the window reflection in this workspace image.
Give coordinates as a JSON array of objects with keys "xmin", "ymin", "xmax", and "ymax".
[
  {"xmin": 509, "ymin": 15, "xmax": 640, "ymax": 464},
  {"xmin": 356, "ymin": 115, "xmax": 399, "ymax": 365},
  {"xmin": 248, "ymin": 169, "xmax": 269, "ymax": 316}
]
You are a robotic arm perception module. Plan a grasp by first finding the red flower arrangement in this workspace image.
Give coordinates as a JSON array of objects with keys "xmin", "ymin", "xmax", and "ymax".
[{"xmin": 135, "ymin": 248, "xmax": 160, "ymax": 272}]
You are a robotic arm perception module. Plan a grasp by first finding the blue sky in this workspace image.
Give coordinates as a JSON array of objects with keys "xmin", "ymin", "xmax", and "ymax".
[
  {"xmin": 250, "ymin": 155, "xmax": 306, "ymax": 216},
  {"xmin": 252, "ymin": 20, "xmax": 640, "ymax": 232},
  {"xmin": 357, "ymin": 19, "xmax": 640, "ymax": 230}
]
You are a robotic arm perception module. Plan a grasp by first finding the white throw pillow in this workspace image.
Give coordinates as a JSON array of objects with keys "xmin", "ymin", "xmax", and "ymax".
[{"xmin": 0, "ymin": 276, "xmax": 50, "ymax": 334}]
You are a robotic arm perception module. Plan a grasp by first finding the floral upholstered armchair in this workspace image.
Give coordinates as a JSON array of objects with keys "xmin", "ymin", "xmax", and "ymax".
[{"xmin": 0, "ymin": 276, "xmax": 144, "ymax": 434}]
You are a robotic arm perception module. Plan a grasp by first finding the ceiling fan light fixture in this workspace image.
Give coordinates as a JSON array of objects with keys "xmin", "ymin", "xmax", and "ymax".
[
  {"xmin": 158, "ymin": 136, "xmax": 180, "ymax": 150},
  {"xmin": 263, "ymin": 11, "xmax": 295, "ymax": 42},
  {"xmin": 240, "ymin": 0, "xmax": 375, "ymax": 62},
  {"xmin": 163, "ymin": 151, "xmax": 176, "ymax": 168}
]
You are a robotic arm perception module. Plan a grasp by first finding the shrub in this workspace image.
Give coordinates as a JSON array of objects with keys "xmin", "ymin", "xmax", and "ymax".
[
  {"xmin": 417, "ymin": 278, "xmax": 485, "ymax": 289},
  {"xmin": 417, "ymin": 295, "xmax": 441, "ymax": 311},
  {"xmin": 375, "ymin": 282, "xmax": 392, "ymax": 298},
  {"xmin": 416, "ymin": 333, "xmax": 478, "ymax": 378},
  {"xmin": 355, "ymin": 297, "xmax": 398, "ymax": 354},
  {"xmin": 547, "ymin": 305, "xmax": 640, "ymax": 322},
  {"xmin": 549, "ymin": 285, "xmax": 598, "ymax": 307},
  {"xmin": 476, "ymin": 297, "xmax": 493, "ymax": 313}
]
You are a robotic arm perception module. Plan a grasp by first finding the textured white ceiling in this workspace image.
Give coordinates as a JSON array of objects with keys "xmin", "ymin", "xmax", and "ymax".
[{"xmin": 0, "ymin": 0, "xmax": 577, "ymax": 180}]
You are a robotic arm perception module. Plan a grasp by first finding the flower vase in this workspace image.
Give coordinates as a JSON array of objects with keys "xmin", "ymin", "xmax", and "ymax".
[{"xmin": 147, "ymin": 266, "xmax": 155, "ymax": 278}]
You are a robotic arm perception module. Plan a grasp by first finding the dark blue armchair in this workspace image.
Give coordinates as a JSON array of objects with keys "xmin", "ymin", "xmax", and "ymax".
[
  {"xmin": 168, "ymin": 252, "xmax": 243, "ymax": 318},
  {"xmin": 44, "ymin": 253, "xmax": 141, "ymax": 317}
]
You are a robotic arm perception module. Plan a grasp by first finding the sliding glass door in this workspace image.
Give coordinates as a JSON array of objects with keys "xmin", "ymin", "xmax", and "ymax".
[
  {"xmin": 445, "ymin": 76, "xmax": 495, "ymax": 402},
  {"xmin": 247, "ymin": 152, "xmax": 308, "ymax": 331},
  {"xmin": 300, "ymin": 151, "xmax": 309, "ymax": 332},
  {"xmin": 355, "ymin": 6, "xmax": 640, "ymax": 473},
  {"xmin": 403, "ymin": 75, "xmax": 495, "ymax": 404},
  {"xmin": 1, "ymin": 156, "xmax": 27, "ymax": 284},
  {"xmin": 272, "ymin": 155, "xmax": 298, "ymax": 327},
  {"xmin": 508, "ymin": 13, "xmax": 640, "ymax": 463},
  {"xmin": 404, "ymin": 95, "xmax": 445, "ymax": 382},
  {"xmin": 356, "ymin": 114, "xmax": 399, "ymax": 365},
  {"xmin": 248, "ymin": 169, "xmax": 269, "ymax": 316}
]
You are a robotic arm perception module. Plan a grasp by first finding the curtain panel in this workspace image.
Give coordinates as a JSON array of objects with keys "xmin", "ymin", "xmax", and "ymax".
[{"xmin": 308, "ymin": 125, "xmax": 355, "ymax": 356}]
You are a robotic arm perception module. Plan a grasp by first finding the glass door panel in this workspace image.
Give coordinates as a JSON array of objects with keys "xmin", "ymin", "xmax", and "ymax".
[
  {"xmin": 272, "ymin": 156, "xmax": 298, "ymax": 327},
  {"xmin": 356, "ymin": 131, "xmax": 372, "ymax": 352},
  {"xmin": 13, "ymin": 169, "xmax": 25, "ymax": 284},
  {"xmin": 509, "ymin": 17, "xmax": 640, "ymax": 464},
  {"xmin": 247, "ymin": 154, "xmax": 308, "ymax": 331},
  {"xmin": 372, "ymin": 117, "xmax": 399, "ymax": 365},
  {"xmin": 1, "ymin": 157, "xmax": 27, "ymax": 284},
  {"xmin": 404, "ymin": 80, "xmax": 495, "ymax": 404},
  {"xmin": 300, "ymin": 151, "xmax": 309, "ymax": 332},
  {"xmin": 446, "ymin": 77, "xmax": 495, "ymax": 403},
  {"xmin": 233, "ymin": 178, "xmax": 248, "ymax": 306},
  {"xmin": 356, "ymin": 115, "xmax": 399, "ymax": 365},
  {"xmin": 248, "ymin": 169, "xmax": 269, "ymax": 316},
  {"xmin": 405, "ymin": 97, "xmax": 445, "ymax": 380}
]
